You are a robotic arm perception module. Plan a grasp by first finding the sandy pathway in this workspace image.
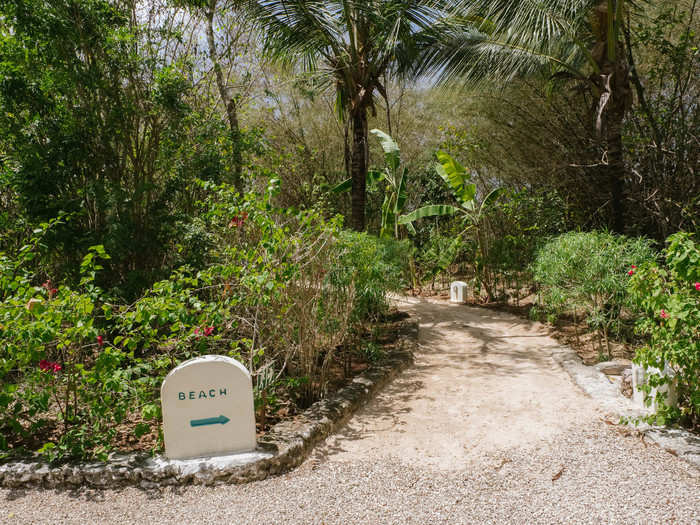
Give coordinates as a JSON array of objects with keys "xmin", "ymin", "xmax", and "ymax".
[{"xmin": 2, "ymin": 296, "xmax": 698, "ymax": 524}]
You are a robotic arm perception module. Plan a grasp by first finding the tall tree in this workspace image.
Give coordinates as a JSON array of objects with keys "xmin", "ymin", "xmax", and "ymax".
[
  {"xmin": 250, "ymin": 0, "xmax": 441, "ymax": 231},
  {"xmin": 419, "ymin": 0, "xmax": 635, "ymax": 233},
  {"xmin": 178, "ymin": 0, "xmax": 253, "ymax": 190}
]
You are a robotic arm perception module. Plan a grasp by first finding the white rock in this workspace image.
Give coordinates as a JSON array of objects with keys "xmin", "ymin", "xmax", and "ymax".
[
  {"xmin": 161, "ymin": 355, "xmax": 256, "ymax": 460},
  {"xmin": 631, "ymin": 362, "xmax": 678, "ymax": 412}
]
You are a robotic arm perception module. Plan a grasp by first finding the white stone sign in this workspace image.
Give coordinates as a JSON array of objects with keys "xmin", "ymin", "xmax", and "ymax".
[
  {"xmin": 450, "ymin": 281, "xmax": 467, "ymax": 303},
  {"xmin": 161, "ymin": 355, "xmax": 256, "ymax": 460},
  {"xmin": 631, "ymin": 362, "xmax": 678, "ymax": 412}
]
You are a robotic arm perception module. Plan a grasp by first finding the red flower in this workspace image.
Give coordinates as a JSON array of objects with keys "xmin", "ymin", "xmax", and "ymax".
[
  {"xmin": 194, "ymin": 327, "xmax": 200, "ymax": 337},
  {"xmin": 97, "ymin": 335, "xmax": 104, "ymax": 347},
  {"xmin": 630, "ymin": 265, "xmax": 637, "ymax": 269},
  {"xmin": 228, "ymin": 212, "xmax": 249, "ymax": 228},
  {"xmin": 660, "ymin": 309, "xmax": 670, "ymax": 319},
  {"xmin": 49, "ymin": 288, "xmax": 58, "ymax": 298},
  {"xmin": 203, "ymin": 326, "xmax": 214, "ymax": 337},
  {"xmin": 42, "ymin": 280, "xmax": 51, "ymax": 289},
  {"xmin": 695, "ymin": 282, "xmax": 700, "ymax": 291},
  {"xmin": 627, "ymin": 270, "xmax": 634, "ymax": 276},
  {"xmin": 39, "ymin": 360, "xmax": 61, "ymax": 373}
]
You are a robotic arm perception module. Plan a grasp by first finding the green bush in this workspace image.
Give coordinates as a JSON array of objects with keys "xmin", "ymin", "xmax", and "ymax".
[
  {"xmin": 334, "ymin": 232, "xmax": 410, "ymax": 322},
  {"xmin": 532, "ymin": 231, "xmax": 657, "ymax": 356},
  {"xmin": 0, "ymin": 185, "xmax": 406, "ymax": 461},
  {"xmin": 628, "ymin": 233, "xmax": 700, "ymax": 425}
]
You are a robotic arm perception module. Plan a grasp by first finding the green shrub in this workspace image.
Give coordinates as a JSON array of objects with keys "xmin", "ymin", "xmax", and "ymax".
[
  {"xmin": 628, "ymin": 233, "xmax": 700, "ymax": 425},
  {"xmin": 334, "ymin": 232, "xmax": 410, "ymax": 321},
  {"xmin": 0, "ymin": 184, "xmax": 406, "ymax": 461},
  {"xmin": 532, "ymin": 231, "xmax": 657, "ymax": 355}
]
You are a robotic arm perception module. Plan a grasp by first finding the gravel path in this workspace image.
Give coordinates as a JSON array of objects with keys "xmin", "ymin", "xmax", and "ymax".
[{"xmin": 2, "ymin": 296, "xmax": 698, "ymax": 524}]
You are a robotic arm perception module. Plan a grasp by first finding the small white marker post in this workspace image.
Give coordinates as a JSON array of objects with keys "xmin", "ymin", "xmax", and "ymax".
[
  {"xmin": 160, "ymin": 355, "xmax": 256, "ymax": 460},
  {"xmin": 450, "ymin": 281, "xmax": 467, "ymax": 303}
]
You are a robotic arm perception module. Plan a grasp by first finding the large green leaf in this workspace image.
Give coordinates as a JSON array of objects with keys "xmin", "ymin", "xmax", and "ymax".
[
  {"xmin": 331, "ymin": 169, "xmax": 385, "ymax": 194},
  {"xmin": 479, "ymin": 187, "xmax": 505, "ymax": 215},
  {"xmin": 435, "ymin": 151, "xmax": 476, "ymax": 205},
  {"xmin": 371, "ymin": 128, "xmax": 400, "ymax": 173},
  {"xmin": 330, "ymin": 178, "xmax": 352, "ymax": 193},
  {"xmin": 398, "ymin": 205, "xmax": 461, "ymax": 224},
  {"xmin": 396, "ymin": 167, "xmax": 408, "ymax": 213}
]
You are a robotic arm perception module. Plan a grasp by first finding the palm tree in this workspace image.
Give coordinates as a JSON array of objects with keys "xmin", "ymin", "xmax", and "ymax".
[
  {"xmin": 249, "ymin": 0, "xmax": 441, "ymax": 231},
  {"xmin": 418, "ymin": 0, "xmax": 635, "ymax": 233}
]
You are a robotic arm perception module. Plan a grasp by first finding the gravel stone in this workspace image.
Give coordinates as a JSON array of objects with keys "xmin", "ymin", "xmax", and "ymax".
[{"xmin": 2, "ymin": 297, "xmax": 698, "ymax": 524}]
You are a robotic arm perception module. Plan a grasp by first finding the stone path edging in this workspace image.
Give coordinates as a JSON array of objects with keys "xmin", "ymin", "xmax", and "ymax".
[
  {"xmin": 0, "ymin": 319, "xmax": 418, "ymax": 489},
  {"xmin": 553, "ymin": 345, "xmax": 700, "ymax": 470}
]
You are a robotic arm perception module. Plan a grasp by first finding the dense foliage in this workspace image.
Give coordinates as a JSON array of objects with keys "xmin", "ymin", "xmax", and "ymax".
[
  {"xmin": 0, "ymin": 186, "xmax": 408, "ymax": 461},
  {"xmin": 1, "ymin": 0, "xmax": 698, "ymax": 459},
  {"xmin": 628, "ymin": 233, "xmax": 700, "ymax": 426},
  {"xmin": 532, "ymin": 232, "xmax": 657, "ymax": 357}
]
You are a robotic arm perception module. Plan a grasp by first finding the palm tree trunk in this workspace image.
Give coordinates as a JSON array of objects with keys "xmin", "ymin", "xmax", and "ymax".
[
  {"xmin": 606, "ymin": 103, "xmax": 626, "ymax": 234},
  {"xmin": 350, "ymin": 108, "xmax": 368, "ymax": 231},
  {"xmin": 591, "ymin": 1, "xmax": 632, "ymax": 234},
  {"xmin": 206, "ymin": 1, "xmax": 243, "ymax": 190}
]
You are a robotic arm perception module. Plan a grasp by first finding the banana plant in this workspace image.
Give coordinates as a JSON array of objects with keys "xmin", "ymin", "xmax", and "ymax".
[
  {"xmin": 399, "ymin": 150, "xmax": 503, "ymax": 229},
  {"xmin": 332, "ymin": 129, "xmax": 413, "ymax": 238},
  {"xmin": 399, "ymin": 150, "xmax": 504, "ymax": 299}
]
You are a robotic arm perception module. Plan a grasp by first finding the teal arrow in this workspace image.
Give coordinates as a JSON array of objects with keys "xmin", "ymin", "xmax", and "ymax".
[{"xmin": 190, "ymin": 415, "xmax": 230, "ymax": 427}]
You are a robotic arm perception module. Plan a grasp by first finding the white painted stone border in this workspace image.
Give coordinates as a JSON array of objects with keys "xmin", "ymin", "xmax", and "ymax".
[
  {"xmin": 553, "ymin": 345, "xmax": 700, "ymax": 470},
  {"xmin": 0, "ymin": 318, "xmax": 418, "ymax": 489}
]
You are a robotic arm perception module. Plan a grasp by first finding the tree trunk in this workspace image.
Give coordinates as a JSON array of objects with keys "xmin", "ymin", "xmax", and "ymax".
[
  {"xmin": 606, "ymin": 102, "xmax": 626, "ymax": 234},
  {"xmin": 591, "ymin": 1, "xmax": 633, "ymax": 234},
  {"xmin": 206, "ymin": 1, "xmax": 243, "ymax": 190},
  {"xmin": 350, "ymin": 108, "xmax": 368, "ymax": 231}
]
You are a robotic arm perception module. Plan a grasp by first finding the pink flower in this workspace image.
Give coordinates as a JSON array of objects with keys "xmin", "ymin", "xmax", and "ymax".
[
  {"xmin": 660, "ymin": 309, "xmax": 670, "ymax": 319},
  {"xmin": 97, "ymin": 335, "xmax": 104, "ymax": 347},
  {"xmin": 203, "ymin": 326, "xmax": 214, "ymax": 337},
  {"xmin": 194, "ymin": 327, "xmax": 200, "ymax": 337},
  {"xmin": 39, "ymin": 360, "xmax": 61, "ymax": 373},
  {"xmin": 627, "ymin": 269, "xmax": 634, "ymax": 276},
  {"xmin": 228, "ymin": 212, "xmax": 249, "ymax": 229},
  {"xmin": 630, "ymin": 265, "xmax": 637, "ymax": 269},
  {"xmin": 694, "ymin": 282, "xmax": 700, "ymax": 291}
]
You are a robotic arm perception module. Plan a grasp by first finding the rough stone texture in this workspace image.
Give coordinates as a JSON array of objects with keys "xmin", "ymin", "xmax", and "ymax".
[
  {"xmin": 620, "ymin": 368, "xmax": 633, "ymax": 398},
  {"xmin": 2, "ymin": 297, "xmax": 698, "ymax": 525},
  {"xmin": 594, "ymin": 359, "xmax": 631, "ymax": 376},
  {"xmin": 0, "ymin": 319, "xmax": 417, "ymax": 489},
  {"xmin": 555, "ymin": 343, "xmax": 700, "ymax": 470}
]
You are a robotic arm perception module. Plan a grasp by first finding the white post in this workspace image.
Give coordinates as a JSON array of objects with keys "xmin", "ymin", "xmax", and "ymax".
[{"xmin": 450, "ymin": 281, "xmax": 467, "ymax": 303}]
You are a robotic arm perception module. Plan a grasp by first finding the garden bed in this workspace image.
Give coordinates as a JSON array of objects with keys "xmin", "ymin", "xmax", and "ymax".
[{"xmin": 0, "ymin": 316, "xmax": 418, "ymax": 489}]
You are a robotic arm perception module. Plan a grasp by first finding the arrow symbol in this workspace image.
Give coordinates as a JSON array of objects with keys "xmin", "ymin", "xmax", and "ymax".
[{"xmin": 190, "ymin": 415, "xmax": 230, "ymax": 427}]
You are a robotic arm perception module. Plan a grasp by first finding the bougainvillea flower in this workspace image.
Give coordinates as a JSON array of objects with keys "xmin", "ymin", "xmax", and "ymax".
[
  {"xmin": 228, "ymin": 212, "xmax": 249, "ymax": 228},
  {"xmin": 39, "ymin": 360, "xmax": 61, "ymax": 373},
  {"xmin": 660, "ymin": 309, "xmax": 670, "ymax": 319},
  {"xmin": 695, "ymin": 282, "xmax": 700, "ymax": 291}
]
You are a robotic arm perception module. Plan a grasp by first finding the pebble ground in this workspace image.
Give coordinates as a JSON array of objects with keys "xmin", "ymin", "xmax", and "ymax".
[{"xmin": 2, "ymin": 297, "xmax": 698, "ymax": 524}]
